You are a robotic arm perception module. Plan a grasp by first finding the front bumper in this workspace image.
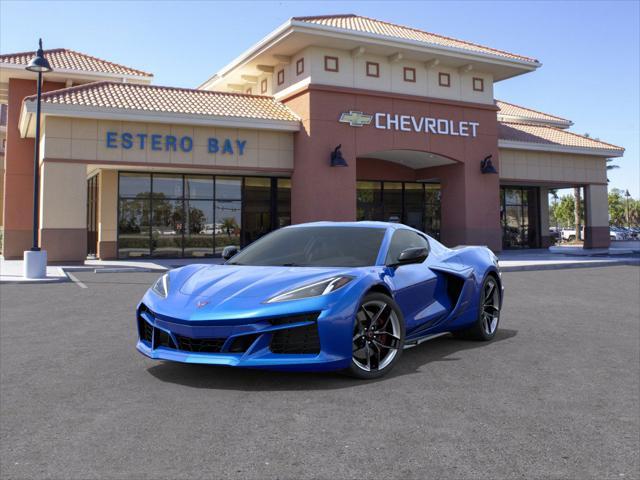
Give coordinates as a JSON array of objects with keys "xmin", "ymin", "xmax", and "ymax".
[{"xmin": 136, "ymin": 303, "xmax": 353, "ymax": 372}]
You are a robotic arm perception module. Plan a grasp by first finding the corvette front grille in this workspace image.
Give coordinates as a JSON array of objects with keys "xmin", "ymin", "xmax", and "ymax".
[
  {"xmin": 270, "ymin": 323, "xmax": 320, "ymax": 354},
  {"xmin": 174, "ymin": 334, "xmax": 226, "ymax": 353},
  {"xmin": 153, "ymin": 328, "xmax": 175, "ymax": 350},
  {"xmin": 138, "ymin": 315, "xmax": 153, "ymax": 344}
]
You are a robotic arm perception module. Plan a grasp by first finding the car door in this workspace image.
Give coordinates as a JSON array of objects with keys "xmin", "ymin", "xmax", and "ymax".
[{"xmin": 384, "ymin": 229, "xmax": 438, "ymax": 332}]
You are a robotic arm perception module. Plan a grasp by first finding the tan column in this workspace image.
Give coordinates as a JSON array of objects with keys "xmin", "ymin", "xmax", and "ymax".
[
  {"xmin": 39, "ymin": 162, "xmax": 87, "ymax": 262},
  {"xmin": 539, "ymin": 187, "xmax": 551, "ymax": 247},
  {"xmin": 584, "ymin": 184, "xmax": 610, "ymax": 249},
  {"xmin": 98, "ymin": 170, "xmax": 118, "ymax": 259}
]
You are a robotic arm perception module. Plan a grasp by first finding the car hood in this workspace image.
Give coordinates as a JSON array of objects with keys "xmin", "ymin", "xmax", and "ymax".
[{"xmin": 176, "ymin": 264, "xmax": 361, "ymax": 302}]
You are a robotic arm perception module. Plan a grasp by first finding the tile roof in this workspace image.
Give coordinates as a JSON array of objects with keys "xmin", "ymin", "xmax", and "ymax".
[
  {"xmin": 0, "ymin": 48, "xmax": 152, "ymax": 77},
  {"xmin": 499, "ymin": 121, "xmax": 624, "ymax": 153},
  {"xmin": 496, "ymin": 100, "xmax": 571, "ymax": 126},
  {"xmin": 293, "ymin": 14, "xmax": 539, "ymax": 64},
  {"xmin": 25, "ymin": 81, "xmax": 299, "ymax": 122}
]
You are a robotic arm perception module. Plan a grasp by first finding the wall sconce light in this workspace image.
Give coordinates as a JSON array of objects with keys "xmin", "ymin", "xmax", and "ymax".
[
  {"xmin": 330, "ymin": 144, "xmax": 348, "ymax": 167},
  {"xmin": 480, "ymin": 155, "xmax": 497, "ymax": 174}
]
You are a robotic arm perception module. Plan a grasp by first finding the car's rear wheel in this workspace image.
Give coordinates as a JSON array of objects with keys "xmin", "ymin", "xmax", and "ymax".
[
  {"xmin": 346, "ymin": 292, "xmax": 405, "ymax": 379},
  {"xmin": 454, "ymin": 275, "xmax": 501, "ymax": 341}
]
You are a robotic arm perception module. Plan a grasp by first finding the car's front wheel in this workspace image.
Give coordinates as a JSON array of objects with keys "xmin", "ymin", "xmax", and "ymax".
[{"xmin": 347, "ymin": 292, "xmax": 405, "ymax": 379}]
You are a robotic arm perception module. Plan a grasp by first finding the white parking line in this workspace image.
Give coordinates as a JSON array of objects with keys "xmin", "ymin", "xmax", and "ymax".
[{"xmin": 66, "ymin": 271, "xmax": 88, "ymax": 289}]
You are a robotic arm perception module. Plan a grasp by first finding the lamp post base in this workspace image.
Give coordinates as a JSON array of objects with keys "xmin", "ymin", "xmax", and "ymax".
[{"xmin": 24, "ymin": 249, "xmax": 47, "ymax": 279}]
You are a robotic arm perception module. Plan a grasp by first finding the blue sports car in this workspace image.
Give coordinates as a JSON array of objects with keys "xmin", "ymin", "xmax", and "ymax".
[{"xmin": 136, "ymin": 222, "xmax": 503, "ymax": 378}]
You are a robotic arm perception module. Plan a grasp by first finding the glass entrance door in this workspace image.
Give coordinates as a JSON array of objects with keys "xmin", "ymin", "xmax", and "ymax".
[
  {"xmin": 356, "ymin": 181, "xmax": 441, "ymax": 239},
  {"xmin": 500, "ymin": 186, "xmax": 540, "ymax": 249}
]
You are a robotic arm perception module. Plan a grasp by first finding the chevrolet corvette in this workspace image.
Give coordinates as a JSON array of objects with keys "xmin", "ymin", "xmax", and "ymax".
[{"xmin": 136, "ymin": 222, "xmax": 503, "ymax": 379}]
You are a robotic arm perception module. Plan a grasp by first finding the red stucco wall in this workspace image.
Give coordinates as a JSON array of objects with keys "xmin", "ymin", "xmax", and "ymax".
[
  {"xmin": 2, "ymin": 78, "xmax": 65, "ymax": 259},
  {"xmin": 283, "ymin": 85, "xmax": 502, "ymax": 251}
]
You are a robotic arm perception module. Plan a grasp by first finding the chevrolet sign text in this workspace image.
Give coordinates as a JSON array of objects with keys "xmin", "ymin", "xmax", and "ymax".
[
  {"xmin": 374, "ymin": 113, "xmax": 479, "ymax": 137},
  {"xmin": 339, "ymin": 111, "xmax": 479, "ymax": 137}
]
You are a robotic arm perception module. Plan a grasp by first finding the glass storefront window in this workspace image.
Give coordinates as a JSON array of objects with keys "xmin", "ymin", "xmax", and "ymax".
[
  {"xmin": 357, "ymin": 181, "xmax": 382, "ymax": 221},
  {"xmin": 356, "ymin": 180, "xmax": 441, "ymax": 238},
  {"xmin": 424, "ymin": 184, "xmax": 441, "ymax": 239},
  {"xmin": 153, "ymin": 174, "xmax": 183, "ymax": 198},
  {"xmin": 383, "ymin": 182, "xmax": 403, "ymax": 223},
  {"xmin": 277, "ymin": 178, "xmax": 291, "ymax": 228},
  {"xmin": 117, "ymin": 173, "xmax": 289, "ymax": 258},
  {"xmin": 119, "ymin": 173, "xmax": 151, "ymax": 198},
  {"xmin": 215, "ymin": 176, "xmax": 242, "ymax": 200},
  {"xmin": 243, "ymin": 177, "xmax": 272, "ymax": 246},
  {"xmin": 184, "ymin": 199, "xmax": 215, "ymax": 257},
  {"xmin": 215, "ymin": 200, "xmax": 241, "ymax": 254},
  {"xmin": 403, "ymin": 183, "xmax": 424, "ymax": 230},
  {"xmin": 215, "ymin": 177, "xmax": 242, "ymax": 254},
  {"xmin": 185, "ymin": 176, "xmax": 214, "ymax": 199},
  {"xmin": 151, "ymin": 199, "xmax": 184, "ymax": 257},
  {"xmin": 118, "ymin": 198, "xmax": 151, "ymax": 257}
]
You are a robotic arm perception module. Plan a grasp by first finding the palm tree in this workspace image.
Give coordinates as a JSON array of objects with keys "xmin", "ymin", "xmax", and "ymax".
[{"xmin": 606, "ymin": 158, "xmax": 619, "ymax": 182}]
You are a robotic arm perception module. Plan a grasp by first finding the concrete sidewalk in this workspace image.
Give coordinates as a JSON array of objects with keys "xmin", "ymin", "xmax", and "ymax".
[
  {"xmin": 0, "ymin": 257, "xmax": 67, "ymax": 283},
  {"xmin": 497, "ymin": 249, "xmax": 639, "ymax": 272}
]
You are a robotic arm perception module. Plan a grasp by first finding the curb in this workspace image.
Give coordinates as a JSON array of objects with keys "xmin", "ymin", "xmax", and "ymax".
[
  {"xmin": 95, "ymin": 267, "xmax": 166, "ymax": 273},
  {"xmin": 501, "ymin": 259, "xmax": 640, "ymax": 272}
]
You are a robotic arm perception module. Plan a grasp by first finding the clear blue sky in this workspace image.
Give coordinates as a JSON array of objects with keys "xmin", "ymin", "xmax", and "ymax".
[{"xmin": 1, "ymin": 0, "xmax": 638, "ymax": 197}]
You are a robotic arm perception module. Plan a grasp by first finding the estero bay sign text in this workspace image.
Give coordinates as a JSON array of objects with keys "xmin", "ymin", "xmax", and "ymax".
[{"xmin": 105, "ymin": 131, "xmax": 247, "ymax": 155}]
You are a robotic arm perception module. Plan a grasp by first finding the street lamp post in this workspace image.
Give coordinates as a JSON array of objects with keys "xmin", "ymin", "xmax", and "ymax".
[{"xmin": 23, "ymin": 39, "xmax": 52, "ymax": 279}]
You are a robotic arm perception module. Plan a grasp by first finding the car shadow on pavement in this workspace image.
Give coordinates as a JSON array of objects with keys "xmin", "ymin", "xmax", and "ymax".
[{"xmin": 146, "ymin": 328, "xmax": 518, "ymax": 391}]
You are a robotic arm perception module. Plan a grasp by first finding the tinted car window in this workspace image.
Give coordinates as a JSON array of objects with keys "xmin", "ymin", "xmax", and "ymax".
[
  {"xmin": 385, "ymin": 229, "xmax": 430, "ymax": 264},
  {"xmin": 228, "ymin": 227, "xmax": 386, "ymax": 267}
]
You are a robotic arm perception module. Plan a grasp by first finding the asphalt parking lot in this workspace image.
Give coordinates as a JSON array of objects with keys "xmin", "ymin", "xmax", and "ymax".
[{"xmin": 1, "ymin": 266, "xmax": 639, "ymax": 480}]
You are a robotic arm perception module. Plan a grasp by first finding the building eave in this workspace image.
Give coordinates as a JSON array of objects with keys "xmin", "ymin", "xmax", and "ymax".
[
  {"xmin": 497, "ymin": 115, "xmax": 573, "ymax": 129},
  {"xmin": 289, "ymin": 21, "xmax": 541, "ymax": 71},
  {"xmin": 0, "ymin": 61, "xmax": 153, "ymax": 84},
  {"xmin": 199, "ymin": 18, "xmax": 540, "ymax": 89},
  {"xmin": 498, "ymin": 140, "xmax": 624, "ymax": 158},
  {"xmin": 19, "ymin": 100, "xmax": 301, "ymax": 138}
]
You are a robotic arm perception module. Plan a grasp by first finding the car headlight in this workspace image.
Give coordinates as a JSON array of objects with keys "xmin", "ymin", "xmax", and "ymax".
[
  {"xmin": 151, "ymin": 273, "xmax": 170, "ymax": 298},
  {"xmin": 266, "ymin": 276, "xmax": 354, "ymax": 303}
]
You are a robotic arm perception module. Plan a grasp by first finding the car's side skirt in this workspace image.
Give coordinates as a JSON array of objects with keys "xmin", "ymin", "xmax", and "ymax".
[{"xmin": 403, "ymin": 331, "xmax": 451, "ymax": 349}]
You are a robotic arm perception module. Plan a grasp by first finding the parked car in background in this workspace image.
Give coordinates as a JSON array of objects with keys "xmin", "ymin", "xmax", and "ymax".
[
  {"xmin": 549, "ymin": 227, "xmax": 561, "ymax": 241},
  {"xmin": 610, "ymin": 227, "xmax": 629, "ymax": 241},
  {"xmin": 561, "ymin": 227, "xmax": 584, "ymax": 242}
]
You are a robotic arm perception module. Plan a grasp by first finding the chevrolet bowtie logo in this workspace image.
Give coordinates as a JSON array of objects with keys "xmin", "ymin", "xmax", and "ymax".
[{"xmin": 339, "ymin": 111, "xmax": 373, "ymax": 127}]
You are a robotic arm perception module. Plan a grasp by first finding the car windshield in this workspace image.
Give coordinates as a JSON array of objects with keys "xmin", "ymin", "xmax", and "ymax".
[{"xmin": 227, "ymin": 226, "xmax": 386, "ymax": 267}]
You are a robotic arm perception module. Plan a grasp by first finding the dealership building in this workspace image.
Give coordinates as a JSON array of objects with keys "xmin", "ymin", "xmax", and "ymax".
[{"xmin": 0, "ymin": 14, "xmax": 624, "ymax": 262}]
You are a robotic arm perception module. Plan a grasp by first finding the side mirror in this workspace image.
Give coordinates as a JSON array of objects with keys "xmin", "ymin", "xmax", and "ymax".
[
  {"xmin": 395, "ymin": 246, "xmax": 428, "ymax": 266},
  {"xmin": 222, "ymin": 245, "xmax": 239, "ymax": 260}
]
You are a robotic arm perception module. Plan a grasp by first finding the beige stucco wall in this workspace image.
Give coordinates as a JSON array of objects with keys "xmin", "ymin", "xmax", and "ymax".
[
  {"xmin": 42, "ymin": 117, "xmax": 294, "ymax": 170},
  {"xmin": 270, "ymin": 46, "xmax": 494, "ymax": 104},
  {"xmin": 39, "ymin": 161, "xmax": 86, "ymax": 229},
  {"xmin": 585, "ymin": 184, "xmax": 609, "ymax": 227},
  {"xmin": 98, "ymin": 169, "xmax": 118, "ymax": 243},
  {"xmin": 499, "ymin": 149, "xmax": 607, "ymax": 184}
]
